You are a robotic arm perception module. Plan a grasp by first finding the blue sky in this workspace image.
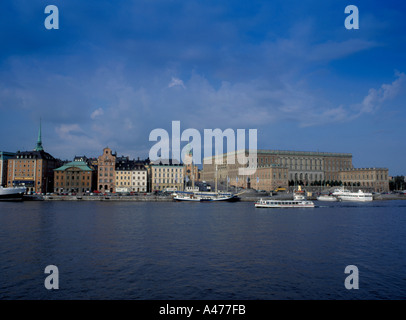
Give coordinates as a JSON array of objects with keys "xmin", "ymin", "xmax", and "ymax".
[{"xmin": 0, "ymin": 0, "xmax": 405, "ymax": 174}]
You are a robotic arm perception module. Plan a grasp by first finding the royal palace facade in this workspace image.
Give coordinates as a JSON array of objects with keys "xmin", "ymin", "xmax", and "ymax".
[{"xmin": 202, "ymin": 149, "xmax": 389, "ymax": 192}]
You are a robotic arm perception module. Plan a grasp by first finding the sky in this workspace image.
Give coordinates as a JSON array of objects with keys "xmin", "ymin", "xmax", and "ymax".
[{"xmin": 0, "ymin": 0, "xmax": 405, "ymax": 175}]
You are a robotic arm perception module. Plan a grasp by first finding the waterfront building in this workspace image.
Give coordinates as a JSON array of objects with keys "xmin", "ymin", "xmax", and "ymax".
[
  {"xmin": 202, "ymin": 149, "xmax": 389, "ymax": 192},
  {"xmin": 97, "ymin": 147, "xmax": 117, "ymax": 193},
  {"xmin": 53, "ymin": 158, "xmax": 96, "ymax": 193},
  {"xmin": 248, "ymin": 164, "xmax": 289, "ymax": 191},
  {"xmin": 115, "ymin": 156, "xmax": 148, "ymax": 193},
  {"xmin": 151, "ymin": 160, "xmax": 184, "ymax": 192},
  {"xmin": 0, "ymin": 151, "xmax": 15, "ymax": 186},
  {"xmin": 131, "ymin": 159, "xmax": 148, "ymax": 193},
  {"xmin": 203, "ymin": 149, "xmax": 352, "ymax": 187},
  {"xmin": 339, "ymin": 168, "xmax": 389, "ymax": 192},
  {"xmin": 6, "ymin": 123, "xmax": 59, "ymax": 194}
]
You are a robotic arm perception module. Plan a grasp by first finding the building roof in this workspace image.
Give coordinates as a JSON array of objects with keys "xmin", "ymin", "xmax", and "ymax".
[
  {"xmin": 35, "ymin": 120, "xmax": 44, "ymax": 152},
  {"xmin": 0, "ymin": 151, "xmax": 16, "ymax": 160},
  {"xmin": 54, "ymin": 161, "xmax": 93, "ymax": 172},
  {"xmin": 151, "ymin": 158, "xmax": 182, "ymax": 166},
  {"xmin": 12, "ymin": 150, "xmax": 56, "ymax": 161},
  {"xmin": 203, "ymin": 149, "xmax": 353, "ymax": 161}
]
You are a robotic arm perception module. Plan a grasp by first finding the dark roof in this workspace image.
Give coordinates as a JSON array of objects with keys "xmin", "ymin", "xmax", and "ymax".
[{"xmin": 12, "ymin": 150, "xmax": 57, "ymax": 161}]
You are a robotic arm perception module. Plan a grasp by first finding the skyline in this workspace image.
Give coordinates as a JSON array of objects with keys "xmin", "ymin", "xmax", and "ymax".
[{"xmin": 1, "ymin": 1, "xmax": 406, "ymax": 175}]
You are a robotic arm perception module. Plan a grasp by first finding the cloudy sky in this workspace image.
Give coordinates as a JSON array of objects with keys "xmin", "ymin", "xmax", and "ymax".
[{"xmin": 1, "ymin": 0, "xmax": 405, "ymax": 174}]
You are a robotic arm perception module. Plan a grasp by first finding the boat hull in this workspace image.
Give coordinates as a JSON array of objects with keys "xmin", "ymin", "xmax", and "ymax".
[
  {"xmin": 317, "ymin": 196, "xmax": 340, "ymax": 202},
  {"xmin": 0, "ymin": 188, "xmax": 26, "ymax": 201},
  {"xmin": 337, "ymin": 195, "xmax": 373, "ymax": 202},
  {"xmin": 255, "ymin": 200, "xmax": 315, "ymax": 208},
  {"xmin": 332, "ymin": 188, "xmax": 373, "ymax": 202},
  {"xmin": 174, "ymin": 195, "xmax": 240, "ymax": 202}
]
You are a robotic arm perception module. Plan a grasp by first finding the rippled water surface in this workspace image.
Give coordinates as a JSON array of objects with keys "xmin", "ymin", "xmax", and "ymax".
[{"xmin": 1, "ymin": 200, "xmax": 406, "ymax": 299}]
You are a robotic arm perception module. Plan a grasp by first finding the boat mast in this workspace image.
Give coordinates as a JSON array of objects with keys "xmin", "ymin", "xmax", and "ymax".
[
  {"xmin": 191, "ymin": 158, "xmax": 195, "ymax": 191},
  {"xmin": 215, "ymin": 164, "xmax": 218, "ymax": 193}
]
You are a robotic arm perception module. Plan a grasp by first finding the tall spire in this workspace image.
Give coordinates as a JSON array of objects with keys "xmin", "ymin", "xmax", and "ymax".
[{"xmin": 35, "ymin": 119, "xmax": 44, "ymax": 151}]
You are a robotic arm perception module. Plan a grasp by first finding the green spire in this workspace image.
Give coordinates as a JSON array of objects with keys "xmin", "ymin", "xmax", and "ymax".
[{"xmin": 35, "ymin": 119, "xmax": 44, "ymax": 151}]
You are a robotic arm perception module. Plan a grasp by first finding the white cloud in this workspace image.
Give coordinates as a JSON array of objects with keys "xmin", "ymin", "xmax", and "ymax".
[
  {"xmin": 168, "ymin": 77, "xmax": 186, "ymax": 89},
  {"xmin": 359, "ymin": 72, "xmax": 406, "ymax": 115},
  {"xmin": 55, "ymin": 124, "xmax": 84, "ymax": 137},
  {"xmin": 90, "ymin": 108, "xmax": 104, "ymax": 119}
]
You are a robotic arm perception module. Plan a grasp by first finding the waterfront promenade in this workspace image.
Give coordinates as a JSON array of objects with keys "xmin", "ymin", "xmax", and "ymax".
[{"xmin": 32, "ymin": 192, "xmax": 406, "ymax": 202}]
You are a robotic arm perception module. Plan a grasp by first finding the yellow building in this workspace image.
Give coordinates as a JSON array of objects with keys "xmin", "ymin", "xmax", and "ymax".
[
  {"xmin": 339, "ymin": 168, "xmax": 389, "ymax": 192},
  {"xmin": 6, "ymin": 123, "xmax": 59, "ymax": 194},
  {"xmin": 248, "ymin": 165, "xmax": 289, "ymax": 192},
  {"xmin": 115, "ymin": 157, "xmax": 148, "ymax": 193},
  {"xmin": 151, "ymin": 162, "xmax": 184, "ymax": 192},
  {"xmin": 202, "ymin": 149, "xmax": 389, "ymax": 191}
]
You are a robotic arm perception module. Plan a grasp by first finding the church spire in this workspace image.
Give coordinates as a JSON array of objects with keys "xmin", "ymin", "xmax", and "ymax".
[{"xmin": 34, "ymin": 119, "xmax": 44, "ymax": 151}]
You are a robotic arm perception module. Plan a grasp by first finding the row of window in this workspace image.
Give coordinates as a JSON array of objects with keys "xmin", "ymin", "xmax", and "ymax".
[
  {"xmin": 154, "ymin": 168, "xmax": 182, "ymax": 172},
  {"xmin": 342, "ymin": 174, "xmax": 388, "ymax": 180},
  {"xmin": 56, "ymin": 175, "xmax": 90, "ymax": 180},
  {"xmin": 116, "ymin": 176, "xmax": 146, "ymax": 180},
  {"xmin": 155, "ymin": 173, "xmax": 181, "ymax": 178},
  {"xmin": 153, "ymin": 179, "xmax": 181, "ymax": 184},
  {"xmin": 55, "ymin": 182, "xmax": 90, "ymax": 187},
  {"xmin": 118, "ymin": 182, "xmax": 146, "ymax": 186}
]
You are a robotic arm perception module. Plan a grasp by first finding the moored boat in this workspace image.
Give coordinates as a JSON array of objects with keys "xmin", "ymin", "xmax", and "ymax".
[
  {"xmin": 293, "ymin": 185, "xmax": 307, "ymax": 201},
  {"xmin": 317, "ymin": 194, "xmax": 340, "ymax": 202},
  {"xmin": 0, "ymin": 186, "xmax": 26, "ymax": 201},
  {"xmin": 332, "ymin": 187, "xmax": 373, "ymax": 202}
]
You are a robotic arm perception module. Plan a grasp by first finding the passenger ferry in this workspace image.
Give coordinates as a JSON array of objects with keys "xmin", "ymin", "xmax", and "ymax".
[
  {"xmin": 255, "ymin": 198, "xmax": 315, "ymax": 208},
  {"xmin": 255, "ymin": 186, "xmax": 315, "ymax": 208},
  {"xmin": 173, "ymin": 191, "xmax": 240, "ymax": 202},
  {"xmin": 332, "ymin": 188, "xmax": 373, "ymax": 202}
]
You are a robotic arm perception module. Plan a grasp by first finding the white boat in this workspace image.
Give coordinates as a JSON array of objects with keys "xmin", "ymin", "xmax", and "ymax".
[
  {"xmin": 173, "ymin": 191, "xmax": 240, "ymax": 202},
  {"xmin": 293, "ymin": 185, "xmax": 307, "ymax": 200},
  {"xmin": 0, "ymin": 186, "xmax": 26, "ymax": 201},
  {"xmin": 317, "ymin": 194, "xmax": 340, "ymax": 202},
  {"xmin": 255, "ymin": 186, "xmax": 315, "ymax": 208},
  {"xmin": 255, "ymin": 198, "xmax": 315, "ymax": 208},
  {"xmin": 332, "ymin": 187, "xmax": 373, "ymax": 202},
  {"xmin": 173, "ymin": 161, "xmax": 240, "ymax": 202}
]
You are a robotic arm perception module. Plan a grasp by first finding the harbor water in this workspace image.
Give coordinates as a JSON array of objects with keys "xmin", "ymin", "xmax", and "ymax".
[{"xmin": 1, "ymin": 200, "xmax": 406, "ymax": 300}]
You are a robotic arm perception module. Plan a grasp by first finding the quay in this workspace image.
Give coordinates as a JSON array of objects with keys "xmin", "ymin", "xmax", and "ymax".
[
  {"xmin": 26, "ymin": 192, "xmax": 406, "ymax": 202},
  {"xmin": 40, "ymin": 194, "xmax": 172, "ymax": 201}
]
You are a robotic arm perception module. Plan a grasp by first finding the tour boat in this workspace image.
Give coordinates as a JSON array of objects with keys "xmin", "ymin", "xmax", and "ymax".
[
  {"xmin": 173, "ymin": 191, "xmax": 240, "ymax": 202},
  {"xmin": 332, "ymin": 187, "xmax": 373, "ymax": 202},
  {"xmin": 0, "ymin": 186, "xmax": 26, "ymax": 201},
  {"xmin": 255, "ymin": 198, "xmax": 315, "ymax": 208},
  {"xmin": 255, "ymin": 186, "xmax": 315, "ymax": 208}
]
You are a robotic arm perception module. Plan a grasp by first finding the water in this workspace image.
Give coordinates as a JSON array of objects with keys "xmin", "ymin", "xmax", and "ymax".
[{"xmin": 1, "ymin": 200, "xmax": 406, "ymax": 300}]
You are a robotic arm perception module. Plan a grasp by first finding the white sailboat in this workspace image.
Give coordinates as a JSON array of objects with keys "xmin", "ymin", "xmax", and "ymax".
[{"xmin": 173, "ymin": 163, "xmax": 241, "ymax": 202}]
